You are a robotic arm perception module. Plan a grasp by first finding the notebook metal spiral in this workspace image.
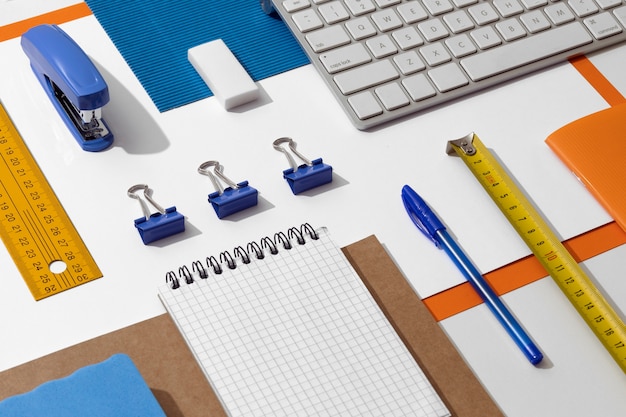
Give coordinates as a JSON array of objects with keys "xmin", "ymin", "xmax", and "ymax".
[{"xmin": 165, "ymin": 223, "xmax": 318, "ymax": 289}]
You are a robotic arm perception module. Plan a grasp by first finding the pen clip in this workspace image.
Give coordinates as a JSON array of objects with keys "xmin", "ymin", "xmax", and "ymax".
[{"xmin": 401, "ymin": 185, "xmax": 445, "ymax": 247}]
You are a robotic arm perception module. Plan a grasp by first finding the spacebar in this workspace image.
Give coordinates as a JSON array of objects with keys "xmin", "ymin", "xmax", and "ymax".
[{"xmin": 460, "ymin": 22, "xmax": 593, "ymax": 82}]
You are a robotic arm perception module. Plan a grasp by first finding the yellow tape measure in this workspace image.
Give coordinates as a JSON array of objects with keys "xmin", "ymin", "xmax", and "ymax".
[
  {"xmin": 0, "ymin": 103, "xmax": 101, "ymax": 300},
  {"xmin": 447, "ymin": 132, "xmax": 626, "ymax": 372}
]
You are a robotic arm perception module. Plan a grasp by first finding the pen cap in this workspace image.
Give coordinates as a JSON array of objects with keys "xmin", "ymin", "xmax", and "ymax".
[{"xmin": 401, "ymin": 185, "xmax": 446, "ymax": 246}]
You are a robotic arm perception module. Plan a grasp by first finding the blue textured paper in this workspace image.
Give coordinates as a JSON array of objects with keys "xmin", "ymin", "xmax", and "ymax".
[
  {"xmin": 85, "ymin": 0, "xmax": 309, "ymax": 112},
  {"xmin": 0, "ymin": 354, "xmax": 166, "ymax": 416}
]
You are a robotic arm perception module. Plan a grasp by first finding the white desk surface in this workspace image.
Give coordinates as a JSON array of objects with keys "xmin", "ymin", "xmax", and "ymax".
[{"xmin": 1, "ymin": 5, "xmax": 626, "ymax": 416}]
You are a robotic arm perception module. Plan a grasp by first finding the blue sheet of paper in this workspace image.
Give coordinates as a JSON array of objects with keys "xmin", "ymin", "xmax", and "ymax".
[
  {"xmin": 85, "ymin": 0, "xmax": 309, "ymax": 112},
  {"xmin": 0, "ymin": 354, "xmax": 166, "ymax": 416}
]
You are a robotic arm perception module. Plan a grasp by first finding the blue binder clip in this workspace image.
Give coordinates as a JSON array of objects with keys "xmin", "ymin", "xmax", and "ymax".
[
  {"xmin": 198, "ymin": 161, "xmax": 258, "ymax": 219},
  {"xmin": 127, "ymin": 184, "xmax": 185, "ymax": 244},
  {"xmin": 21, "ymin": 24, "xmax": 114, "ymax": 152},
  {"xmin": 273, "ymin": 137, "xmax": 333, "ymax": 194}
]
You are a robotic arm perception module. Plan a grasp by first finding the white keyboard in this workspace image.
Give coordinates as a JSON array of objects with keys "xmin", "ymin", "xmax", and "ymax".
[{"xmin": 270, "ymin": 0, "xmax": 626, "ymax": 129}]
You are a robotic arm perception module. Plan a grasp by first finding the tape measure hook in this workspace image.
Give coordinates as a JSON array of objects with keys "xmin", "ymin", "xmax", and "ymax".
[{"xmin": 446, "ymin": 132, "xmax": 477, "ymax": 156}]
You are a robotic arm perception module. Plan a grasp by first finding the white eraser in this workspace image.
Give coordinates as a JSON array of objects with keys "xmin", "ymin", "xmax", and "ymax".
[{"xmin": 188, "ymin": 39, "xmax": 260, "ymax": 110}]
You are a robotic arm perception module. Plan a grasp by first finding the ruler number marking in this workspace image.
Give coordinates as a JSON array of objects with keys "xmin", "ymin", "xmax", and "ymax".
[
  {"xmin": 4, "ymin": 124, "xmax": 76, "ymax": 274},
  {"xmin": 452, "ymin": 134, "xmax": 626, "ymax": 371},
  {"xmin": 0, "ymin": 105, "xmax": 101, "ymax": 299}
]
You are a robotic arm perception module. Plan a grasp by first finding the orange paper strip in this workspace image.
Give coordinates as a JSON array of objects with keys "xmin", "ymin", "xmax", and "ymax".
[
  {"xmin": 569, "ymin": 55, "xmax": 626, "ymax": 107},
  {"xmin": 0, "ymin": 3, "xmax": 92, "ymax": 42},
  {"xmin": 425, "ymin": 222, "xmax": 626, "ymax": 321}
]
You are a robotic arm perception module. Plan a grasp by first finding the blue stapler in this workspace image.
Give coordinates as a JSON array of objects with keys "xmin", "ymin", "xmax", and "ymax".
[{"xmin": 21, "ymin": 24, "xmax": 114, "ymax": 152}]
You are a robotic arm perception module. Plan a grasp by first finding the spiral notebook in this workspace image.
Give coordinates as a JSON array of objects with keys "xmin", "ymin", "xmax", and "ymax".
[{"xmin": 158, "ymin": 224, "xmax": 450, "ymax": 417}]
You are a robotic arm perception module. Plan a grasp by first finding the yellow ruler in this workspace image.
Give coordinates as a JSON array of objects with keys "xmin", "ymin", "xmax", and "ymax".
[
  {"xmin": 0, "ymin": 103, "xmax": 101, "ymax": 300},
  {"xmin": 447, "ymin": 132, "xmax": 626, "ymax": 373}
]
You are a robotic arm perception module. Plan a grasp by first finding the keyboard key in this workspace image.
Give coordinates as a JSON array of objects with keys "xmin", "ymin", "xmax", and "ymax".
[
  {"xmin": 348, "ymin": 91, "xmax": 383, "ymax": 119},
  {"xmin": 461, "ymin": 22, "xmax": 593, "ymax": 81},
  {"xmin": 292, "ymin": 10, "xmax": 324, "ymax": 32},
  {"xmin": 305, "ymin": 25, "xmax": 351, "ymax": 52},
  {"xmin": 344, "ymin": 0, "xmax": 376, "ymax": 15},
  {"xmin": 471, "ymin": 26, "xmax": 503, "ymax": 49},
  {"xmin": 375, "ymin": 0, "xmax": 402, "ymax": 7},
  {"xmin": 520, "ymin": 10, "xmax": 552, "ymax": 33},
  {"xmin": 394, "ymin": 51, "xmax": 427, "ymax": 74},
  {"xmin": 420, "ymin": 42, "xmax": 452, "ymax": 66},
  {"xmin": 520, "ymin": 0, "xmax": 547, "ymax": 10},
  {"xmin": 443, "ymin": 10, "xmax": 475, "ymax": 33},
  {"xmin": 319, "ymin": 43, "xmax": 372, "ymax": 73},
  {"xmin": 468, "ymin": 3, "xmax": 500, "ymax": 25},
  {"xmin": 445, "ymin": 34, "xmax": 478, "ymax": 57},
  {"xmin": 366, "ymin": 35, "xmax": 398, "ymax": 58},
  {"xmin": 452, "ymin": 0, "xmax": 478, "ymax": 7},
  {"xmin": 422, "ymin": 0, "xmax": 454, "ymax": 15},
  {"xmin": 493, "ymin": 0, "xmax": 524, "ymax": 17},
  {"xmin": 544, "ymin": 3, "xmax": 576, "ymax": 25},
  {"xmin": 345, "ymin": 16, "xmax": 377, "ymax": 40},
  {"xmin": 371, "ymin": 9, "xmax": 404, "ymax": 31},
  {"xmin": 596, "ymin": 0, "xmax": 623, "ymax": 9},
  {"xmin": 334, "ymin": 60, "xmax": 399, "ymax": 94},
  {"xmin": 402, "ymin": 73, "xmax": 437, "ymax": 101},
  {"xmin": 428, "ymin": 62, "xmax": 469, "ymax": 92},
  {"xmin": 615, "ymin": 6, "xmax": 626, "ymax": 26},
  {"xmin": 397, "ymin": 1, "xmax": 429, "ymax": 23},
  {"xmin": 375, "ymin": 83, "xmax": 410, "ymax": 110},
  {"xmin": 584, "ymin": 12, "xmax": 623, "ymax": 39},
  {"xmin": 392, "ymin": 27, "xmax": 425, "ymax": 50},
  {"xmin": 283, "ymin": 0, "xmax": 311, "ymax": 12},
  {"xmin": 318, "ymin": 1, "xmax": 350, "ymax": 23},
  {"xmin": 418, "ymin": 18, "xmax": 450, "ymax": 41},
  {"xmin": 568, "ymin": 0, "xmax": 599, "ymax": 17},
  {"xmin": 496, "ymin": 18, "xmax": 527, "ymax": 41}
]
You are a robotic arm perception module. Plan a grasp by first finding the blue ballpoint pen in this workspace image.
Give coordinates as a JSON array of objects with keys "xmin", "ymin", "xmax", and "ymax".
[{"xmin": 401, "ymin": 185, "xmax": 543, "ymax": 365}]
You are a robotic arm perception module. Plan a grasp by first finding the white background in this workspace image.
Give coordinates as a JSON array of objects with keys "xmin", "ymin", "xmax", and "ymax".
[{"xmin": 1, "ymin": 4, "xmax": 625, "ymax": 415}]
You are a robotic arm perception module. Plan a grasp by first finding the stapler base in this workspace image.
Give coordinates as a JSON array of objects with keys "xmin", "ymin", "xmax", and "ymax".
[{"xmin": 31, "ymin": 66, "xmax": 114, "ymax": 152}]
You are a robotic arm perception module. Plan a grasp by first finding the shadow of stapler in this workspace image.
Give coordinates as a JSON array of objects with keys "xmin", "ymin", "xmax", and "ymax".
[{"xmin": 21, "ymin": 24, "xmax": 114, "ymax": 152}]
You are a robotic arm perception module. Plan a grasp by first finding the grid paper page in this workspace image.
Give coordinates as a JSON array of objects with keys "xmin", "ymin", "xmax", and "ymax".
[{"xmin": 158, "ymin": 227, "xmax": 450, "ymax": 417}]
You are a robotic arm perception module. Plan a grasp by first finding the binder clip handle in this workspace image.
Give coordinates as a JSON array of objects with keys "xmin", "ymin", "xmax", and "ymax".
[
  {"xmin": 273, "ymin": 137, "xmax": 333, "ymax": 195},
  {"xmin": 128, "ymin": 184, "xmax": 165, "ymax": 219},
  {"xmin": 198, "ymin": 161, "xmax": 258, "ymax": 219},
  {"xmin": 273, "ymin": 137, "xmax": 312, "ymax": 172},
  {"xmin": 198, "ymin": 161, "xmax": 238, "ymax": 194},
  {"xmin": 127, "ymin": 184, "xmax": 185, "ymax": 244}
]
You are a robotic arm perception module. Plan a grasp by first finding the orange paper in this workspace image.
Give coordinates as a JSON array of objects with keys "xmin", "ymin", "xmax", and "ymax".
[
  {"xmin": 546, "ymin": 102, "xmax": 626, "ymax": 233},
  {"xmin": 0, "ymin": 3, "xmax": 92, "ymax": 42}
]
